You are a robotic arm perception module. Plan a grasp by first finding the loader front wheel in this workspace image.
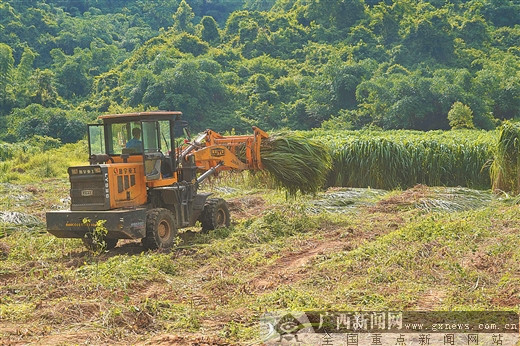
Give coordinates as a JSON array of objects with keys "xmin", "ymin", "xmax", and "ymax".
[
  {"xmin": 142, "ymin": 208, "xmax": 177, "ymax": 250},
  {"xmin": 200, "ymin": 198, "xmax": 230, "ymax": 233}
]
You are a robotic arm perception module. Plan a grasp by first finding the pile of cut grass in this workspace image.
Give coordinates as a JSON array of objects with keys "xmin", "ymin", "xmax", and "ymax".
[
  {"xmin": 491, "ymin": 121, "xmax": 520, "ymax": 194},
  {"xmin": 259, "ymin": 133, "xmax": 332, "ymax": 195}
]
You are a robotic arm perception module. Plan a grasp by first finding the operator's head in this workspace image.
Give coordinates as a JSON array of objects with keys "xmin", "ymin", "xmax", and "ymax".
[{"xmin": 132, "ymin": 127, "xmax": 141, "ymax": 139}]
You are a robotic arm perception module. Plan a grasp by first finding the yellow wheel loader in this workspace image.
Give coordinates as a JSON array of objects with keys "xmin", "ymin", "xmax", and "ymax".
[{"xmin": 46, "ymin": 111, "xmax": 268, "ymax": 250}]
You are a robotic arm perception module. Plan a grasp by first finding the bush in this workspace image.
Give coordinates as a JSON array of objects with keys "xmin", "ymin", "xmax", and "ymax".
[
  {"xmin": 491, "ymin": 121, "xmax": 520, "ymax": 194},
  {"xmin": 448, "ymin": 102, "xmax": 475, "ymax": 129},
  {"xmin": 7, "ymin": 104, "xmax": 87, "ymax": 143},
  {"xmin": 174, "ymin": 33, "xmax": 209, "ymax": 57}
]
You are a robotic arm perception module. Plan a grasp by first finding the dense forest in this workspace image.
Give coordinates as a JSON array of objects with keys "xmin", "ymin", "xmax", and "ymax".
[{"xmin": 0, "ymin": 0, "xmax": 520, "ymax": 144}]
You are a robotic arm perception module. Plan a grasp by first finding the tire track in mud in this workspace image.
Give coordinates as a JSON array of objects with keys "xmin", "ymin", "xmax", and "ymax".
[{"xmin": 246, "ymin": 214, "xmax": 406, "ymax": 293}]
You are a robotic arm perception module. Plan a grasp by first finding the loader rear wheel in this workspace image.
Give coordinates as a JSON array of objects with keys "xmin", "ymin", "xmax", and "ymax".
[
  {"xmin": 200, "ymin": 198, "xmax": 230, "ymax": 233},
  {"xmin": 82, "ymin": 236, "xmax": 118, "ymax": 252},
  {"xmin": 142, "ymin": 208, "xmax": 177, "ymax": 250}
]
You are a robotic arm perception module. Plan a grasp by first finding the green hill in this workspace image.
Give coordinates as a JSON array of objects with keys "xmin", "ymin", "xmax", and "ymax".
[{"xmin": 1, "ymin": 0, "xmax": 520, "ymax": 141}]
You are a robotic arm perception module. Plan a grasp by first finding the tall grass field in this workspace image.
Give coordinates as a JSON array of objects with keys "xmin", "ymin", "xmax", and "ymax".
[
  {"xmin": 4, "ymin": 126, "xmax": 520, "ymax": 194},
  {"xmin": 306, "ymin": 129, "xmax": 496, "ymax": 190}
]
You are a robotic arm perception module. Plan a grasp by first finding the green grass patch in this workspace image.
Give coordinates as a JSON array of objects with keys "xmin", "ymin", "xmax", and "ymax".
[{"xmin": 75, "ymin": 253, "xmax": 178, "ymax": 290}]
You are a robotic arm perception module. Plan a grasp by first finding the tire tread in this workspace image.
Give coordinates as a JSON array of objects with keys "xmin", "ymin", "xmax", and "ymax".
[
  {"xmin": 200, "ymin": 198, "xmax": 230, "ymax": 232},
  {"xmin": 142, "ymin": 208, "xmax": 176, "ymax": 250}
]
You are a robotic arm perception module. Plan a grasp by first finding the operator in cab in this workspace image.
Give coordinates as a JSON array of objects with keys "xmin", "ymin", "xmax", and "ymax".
[{"xmin": 126, "ymin": 128, "xmax": 142, "ymax": 152}]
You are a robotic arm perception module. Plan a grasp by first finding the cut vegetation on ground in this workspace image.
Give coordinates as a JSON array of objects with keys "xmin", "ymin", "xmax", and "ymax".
[{"xmin": 1, "ymin": 178, "xmax": 519, "ymax": 344}]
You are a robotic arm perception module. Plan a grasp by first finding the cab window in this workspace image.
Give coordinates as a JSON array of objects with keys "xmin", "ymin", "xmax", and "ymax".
[
  {"xmin": 142, "ymin": 121, "xmax": 172, "ymax": 153},
  {"xmin": 88, "ymin": 124, "xmax": 105, "ymax": 155},
  {"xmin": 159, "ymin": 120, "xmax": 172, "ymax": 153},
  {"xmin": 107, "ymin": 121, "xmax": 142, "ymax": 155},
  {"xmin": 142, "ymin": 121, "xmax": 159, "ymax": 153}
]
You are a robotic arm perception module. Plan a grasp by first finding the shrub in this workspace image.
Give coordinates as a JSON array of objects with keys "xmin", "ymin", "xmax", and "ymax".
[
  {"xmin": 448, "ymin": 102, "xmax": 475, "ymax": 129},
  {"xmin": 491, "ymin": 121, "xmax": 520, "ymax": 194}
]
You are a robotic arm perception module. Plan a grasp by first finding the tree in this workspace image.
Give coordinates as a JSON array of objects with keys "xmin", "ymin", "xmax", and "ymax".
[
  {"xmin": 473, "ymin": 51, "xmax": 520, "ymax": 120},
  {"xmin": 174, "ymin": 33, "xmax": 209, "ymax": 56},
  {"xmin": 48, "ymin": 114, "xmax": 85, "ymax": 143},
  {"xmin": 172, "ymin": 0, "xmax": 195, "ymax": 34},
  {"xmin": 329, "ymin": 59, "xmax": 377, "ymax": 111},
  {"xmin": 200, "ymin": 16, "xmax": 220, "ymax": 44},
  {"xmin": 458, "ymin": 17, "xmax": 490, "ymax": 48},
  {"xmin": 30, "ymin": 69, "xmax": 59, "ymax": 107},
  {"xmin": 14, "ymin": 47, "xmax": 37, "ymax": 108},
  {"xmin": 141, "ymin": 60, "xmax": 232, "ymax": 131},
  {"xmin": 10, "ymin": 104, "xmax": 85, "ymax": 142},
  {"xmin": 448, "ymin": 102, "xmax": 475, "ymax": 129},
  {"xmin": 306, "ymin": 0, "xmax": 365, "ymax": 30},
  {"xmin": 55, "ymin": 60, "xmax": 91, "ymax": 98},
  {"xmin": 239, "ymin": 19, "xmax": 259, "ymax": 44},
  {"xmin": 355, "ymin": 70, "xmax": 454, "ymax": 130},
  {"xmin": 482, "ymin": 0, "xmax": 520, "ymax": 27},
  {"xmin": 0, "ymin": 43, "xmax": 14, "ymax": 112},
  {"xmin": 16, "ymin": 47, "xmax": 36, "ymax": 82},
  {"xmin": 398, "ymin": 10, "xmax": 455, "ymax": 65}
]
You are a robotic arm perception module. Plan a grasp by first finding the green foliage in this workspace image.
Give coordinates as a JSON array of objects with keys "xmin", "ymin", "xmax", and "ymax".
[
  {"xmin": 200, "ymin": 16, "xmax": 220, "ymax": 44},
  {"xmin": 355, "ymin": 68, "xmax": 490, "ymax": 130},
  {"xmin": 0, "ymin": 43, "xmax": 14, "ymax": 112},
  {"xmin": 30, "ymin": 69, "xmax": 60, "ymax": 107},
  {"xmin": 398, "ymin": 9, "xmax": 455, "ymax": 64},
  {"xmin": 448, "ymin": 102, "xmax": 475, "ymax": 129},
  {"xmin": 1, "ymin": 0, "xmax": 520, "ymax": 140},
  {"xmin": 4, "ymin": 104, "xmax": 87, "ymax": 143},
  {"xmin": 491, "ymin": 121, "xmax": 520, "ymax": 194},
  {"xmin": 82, "ymin": 218, "xmax": 109, "ymax": 256},
  {"xmin": 306, "ymin": 0, "xmax": 365, "ymax": 31},
  {"xmin": 173, "ymin": 0, "xmax": 195, "ymax": 34},
  {"xmin": 259, "ymin": 133, "xmax": 332, "ymax": 195},
  {"xmin": 174, "ymin": 33, "xmax": 209, "ymax": 56},
  {"xmin": 0, "ymin": 140, "xmax": 87, "ymax": 183},
  {"xmin": 482, "ymin": 0, "xmax": 520, "ymax": 27},
  {"xmin": 309, "ymin": 129, "xmax": 495, "ymax": 190}
]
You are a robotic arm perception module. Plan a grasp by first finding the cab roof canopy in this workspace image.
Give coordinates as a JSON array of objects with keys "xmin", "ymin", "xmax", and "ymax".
[{"xmin": 98, "ymin": 111, "xmax": 182, "ymax": 123}]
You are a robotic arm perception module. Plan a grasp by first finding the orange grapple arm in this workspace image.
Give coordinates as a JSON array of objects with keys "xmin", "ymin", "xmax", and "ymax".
[{"xmin": 189, "ymin": 126, "xmax": 269, "ymax": 172}]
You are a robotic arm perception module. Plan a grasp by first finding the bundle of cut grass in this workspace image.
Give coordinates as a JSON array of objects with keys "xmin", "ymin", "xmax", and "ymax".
[
  {"xmin": 259, "ymin": 133, "xmax": 332, "ymax": 195},
  {"xmin": 491, "ymin": 121, "xmax": 520, "ymax": 194}
]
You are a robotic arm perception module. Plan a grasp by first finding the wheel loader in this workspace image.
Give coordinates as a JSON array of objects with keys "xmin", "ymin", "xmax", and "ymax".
[{"xmin": 46, "ymin": 111, "xmax": 268, "ymax": 250}]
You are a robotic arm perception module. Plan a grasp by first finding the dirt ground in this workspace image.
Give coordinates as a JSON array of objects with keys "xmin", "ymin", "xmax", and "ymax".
[{"xmin": 1, "ymin": 183, "xmax": 517, "ymax": 345}]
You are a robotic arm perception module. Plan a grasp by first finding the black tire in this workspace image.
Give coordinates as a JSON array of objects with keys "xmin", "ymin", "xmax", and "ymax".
[
  {"xmin": 82, "ymin": 236, "xmax": 118, "ymax": 252},
  {"xmin": 142, "ymin": 208, "xmax": 177, "ymax": 250},
  {"xmin": 200, "ymin": 198, "xmax": 231, "ymax": 233}
]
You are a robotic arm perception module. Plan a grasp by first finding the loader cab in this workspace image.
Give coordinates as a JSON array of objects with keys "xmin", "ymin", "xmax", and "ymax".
[{"xmin": 87, "ymin": 111, "xmax": 183, "ymax": 183}]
